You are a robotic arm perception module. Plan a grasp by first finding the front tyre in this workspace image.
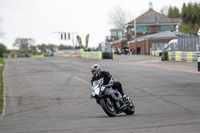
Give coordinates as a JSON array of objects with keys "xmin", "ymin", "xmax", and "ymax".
[
  {"xmin": 100, "ymin": 97, "xmax": 116, "ymax": 117},
  {"xmin": 124, "ymin": 101, "xmax": 135, "ymax": 115}
]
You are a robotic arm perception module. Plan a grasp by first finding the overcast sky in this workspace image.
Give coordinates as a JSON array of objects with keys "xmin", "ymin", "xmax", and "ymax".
[{"xmin": 0, "ymin": 0, "xmax": 199, "ymax": 49}]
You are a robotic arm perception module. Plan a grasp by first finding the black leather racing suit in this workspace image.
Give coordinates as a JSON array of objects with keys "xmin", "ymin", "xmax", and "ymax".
[{"xmin": 91, "ymin": 71, "xmax": 125, "ymax": 96}]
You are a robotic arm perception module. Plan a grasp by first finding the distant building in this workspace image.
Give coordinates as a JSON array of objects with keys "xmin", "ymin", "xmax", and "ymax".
[
  {"xmin": 126, "ymin": 2, "xmax": 181, "ymax": 40},
  {"xmin": 106, "ymin": 29, "xmax": 124, "ymax": 42},
  {"xmin": 127, "ymin": 30, "xmax": 180, "ymax": 55},
  {"xmin": 109, "ymin": 2, "xmax": 182, "ymax": 55}
]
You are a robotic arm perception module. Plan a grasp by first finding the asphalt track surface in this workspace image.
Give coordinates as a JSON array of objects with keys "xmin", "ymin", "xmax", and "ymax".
[{"xmin": 1, "ymin": 55, "xmax": 200, "ymax": 133}]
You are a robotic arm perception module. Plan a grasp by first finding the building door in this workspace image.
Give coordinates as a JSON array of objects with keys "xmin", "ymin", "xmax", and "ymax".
[{"xmin": 137, "ymin": 47, "xmax": 141, "ymax": 54}]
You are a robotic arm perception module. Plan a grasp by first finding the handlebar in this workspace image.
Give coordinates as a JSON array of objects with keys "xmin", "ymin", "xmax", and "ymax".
[{"xmin": 104, "ymin": 83, "xmax": 113, "ymax": 87}]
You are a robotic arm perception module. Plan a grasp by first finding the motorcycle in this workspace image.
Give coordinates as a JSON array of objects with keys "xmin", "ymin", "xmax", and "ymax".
[{"xmin": 91, "ymin": 78, "xmax": 135, "ymax": 117}]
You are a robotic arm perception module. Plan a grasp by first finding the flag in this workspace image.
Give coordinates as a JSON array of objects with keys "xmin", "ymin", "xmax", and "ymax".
[
  {"xmin": 86, "ymin": 34, "xmax": 89, "ymax": 48},
  {"xmin": 77, "ymin": 35, "xmax": 82, "ymax": 47}
]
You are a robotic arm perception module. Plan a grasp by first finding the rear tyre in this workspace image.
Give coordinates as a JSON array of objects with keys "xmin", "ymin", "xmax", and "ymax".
[{"xmin": 100, "ymin": 97, "xmax": 116, "ymax": 117}]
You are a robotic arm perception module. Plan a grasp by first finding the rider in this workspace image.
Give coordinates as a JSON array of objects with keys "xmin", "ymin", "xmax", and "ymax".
[{"xmin": 90, "ymin": 64, "xmax": 129, "ymax": 101}]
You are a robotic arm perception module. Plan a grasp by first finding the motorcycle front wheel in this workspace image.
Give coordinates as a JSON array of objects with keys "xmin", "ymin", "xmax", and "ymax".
[
  {"xmin": 100, "ymin": 97, "xmax": 116, "ymax": 117},
  {"xmin": 124, "ymin": 100, "xmax": 135, "ymax": 115}
]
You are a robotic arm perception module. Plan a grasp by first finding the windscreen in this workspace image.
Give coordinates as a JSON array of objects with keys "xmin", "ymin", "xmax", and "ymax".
[{"xmin": 92, "ymin": 78, "xmax": 104, "ymax": 87}]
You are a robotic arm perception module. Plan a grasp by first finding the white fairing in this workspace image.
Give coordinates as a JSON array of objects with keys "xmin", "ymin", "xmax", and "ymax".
[{"xmin": 92, "ymin": 78, "xmax": 104, "ymax": 95}]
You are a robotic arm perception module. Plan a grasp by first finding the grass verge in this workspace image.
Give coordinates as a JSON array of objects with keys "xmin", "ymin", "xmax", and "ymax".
[{"xmin": 0, "ymin": 58, "xmax": 4, "ymax": 114}]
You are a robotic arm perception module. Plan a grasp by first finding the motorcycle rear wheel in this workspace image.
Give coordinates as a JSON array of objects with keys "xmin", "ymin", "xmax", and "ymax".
[{"xmin": 100, "ymin": 97, "xmax": 116, "ymax": 117}]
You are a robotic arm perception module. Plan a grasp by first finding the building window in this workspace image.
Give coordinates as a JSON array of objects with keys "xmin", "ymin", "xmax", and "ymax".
[
  {"xmin": 111, "ymin": 31, "xmax": 117, "ymax": 36},
  {"xmin": 118, "ymin": 31, "xmax": 123, "ymax": 36},
  {"xmin": 157, "ymin": 25, "xmax": 174, "ymax": 32},
  {"xmin": 136, "ymin": 26, "xmax": 150, "ymax": 33},
  {"xmin": 146, "ymin": 26, "xmax": 150, "ymax": 32},
  {"xmin": 136, "ymin": 26, "xmax": 145, "ymax": 33},
  {"xmin": 118, "ymin": 31, "xmax": 123, "ymax": 40},
  {"xmin": 128, "ymin": 27, "xmax": 132, "ymax": 34}
]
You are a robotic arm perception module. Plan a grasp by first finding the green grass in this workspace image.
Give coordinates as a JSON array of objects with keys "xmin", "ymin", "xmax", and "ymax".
[
  {"xmin": 0, "ymin": 58, "xmax": 4, "ymax": 114},
  {"xmin": 0, "ymin": 58, "xmax": 4, "ymax": 64}
]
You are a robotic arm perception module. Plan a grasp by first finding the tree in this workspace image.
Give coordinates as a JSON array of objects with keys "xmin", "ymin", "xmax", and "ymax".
[
  {"xmin": 180, "ymin": 2, "xmax": 200, "ymax": 33},
  {"xmin": 181, "ymin": 3, "xmax": 187, "ymax": 23},
  {"xmin": 47, "ymin": 44, "xmax": 57, "ymax": 52},
  {"xmin": 13, "ymin": 38, "xmax": 35, "ymax": 52},
  {"xmin": 108, "ymin": 7, "xmax": 132, "ymax": 29},
  {"xmin": 58, "ymin": 44, "xmax": 72, "ymax": 50},
  {"xmin": 37, "ymin": 44, "xmax": 47, "ymax": 52},
  {"xmin": 160, "ymin": 6, "xmax": 169, "ymax": 16},
  {"xmin": 30, "ymin": 46, "xmax": 37, "ymax": 54},
  {"xmin": 0, "ymin": 43, "xmax": 7, "ymax": 57},
  {"xmin": 193, "ymin": 3, "xmax": 200, "ymax": 25},
  {"xmin": 167, "ymin": 6, "xmax": 180, "ymax": 18},
  {"xmin": 164, "ymin": 2, "xmax": 200, "ymax": 33}
]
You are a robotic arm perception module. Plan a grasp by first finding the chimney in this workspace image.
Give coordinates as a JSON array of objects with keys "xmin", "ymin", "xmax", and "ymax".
[{"xmin": 149, "ymin": 1, "xmax": 153, "ymax": 10}]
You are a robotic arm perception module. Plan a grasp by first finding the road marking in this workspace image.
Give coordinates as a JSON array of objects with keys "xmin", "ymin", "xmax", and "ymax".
[
  {"xmin": 141, "ymin": 60, "xmax": 161, "ymax": 63},
  {"xmin": 74, "ymin": 77, "xmax": 88, "ymax": 84}
]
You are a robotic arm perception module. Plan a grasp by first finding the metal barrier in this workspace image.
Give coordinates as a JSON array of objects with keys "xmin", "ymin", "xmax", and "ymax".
[
  {"xmin": 161, "ymin": 51, "xmax": 200, "ymax": 62},
  {"xmin": 80, "ymin": 52, "xmax": 102, "ymax": 60},
  {"xmin": 175, "ymin": 51, "xmax": 181, "ymax": 61},
  {"xmin": 57, "ymin": 50, "xmax": 114, "ymax": 60},
  {"xmin": 186, "ymin": 52, "xmax": 193, "ymax": 62},
  {"xmin": 57, "ymin": 50, "xmax": 81, "ymax": 57},
  {"xmin": 31, "ymin": 55, "xmax": 44, "ymax": 58}
]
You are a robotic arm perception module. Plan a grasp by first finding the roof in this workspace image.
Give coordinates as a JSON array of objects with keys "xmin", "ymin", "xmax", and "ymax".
[
  {"xmin": 110, "ymin": 29, "xmax": 123, "ymax": 31},
  {"xmin": 128, "ymin": 30, "xmax": 180, "ymax": 43},
  {"xmin": 128, "ymin": 10, "xmax": 180, "ymax": 25}
]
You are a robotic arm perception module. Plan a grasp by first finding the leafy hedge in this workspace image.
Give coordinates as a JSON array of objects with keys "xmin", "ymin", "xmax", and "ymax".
[{"xmin": 3, "ymin": 52, "xmax": 50, "ymax": 58}]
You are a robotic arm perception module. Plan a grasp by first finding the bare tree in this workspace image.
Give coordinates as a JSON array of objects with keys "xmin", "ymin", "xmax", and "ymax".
[
  {"xmin": 13, "ymin": 38, "xmax": 35, "ymax": 52},
  {"xmin": 160, "ymin": 6, "xmax": 169, "ymax": 16},
  {"xmin": 108, "ymin": 7, "xmax": 132, "ymax": 29}
]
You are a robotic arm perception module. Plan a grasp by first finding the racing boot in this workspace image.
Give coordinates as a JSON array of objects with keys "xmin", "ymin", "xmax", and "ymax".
[
  {"xmin": 122, "ymin": 95, "xmax": 130, "ymax": 101},
  {"xmin": 123, "ymin": 95, "xmax": 133, "ymax": 107}
]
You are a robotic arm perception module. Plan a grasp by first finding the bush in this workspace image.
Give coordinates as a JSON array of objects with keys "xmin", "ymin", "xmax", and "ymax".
[
  {"xmin": 0, "ymin": 44, "xmax": 7, "ymax": 58},
  {"xmin": 10, "ymin": 50, "xmax": 20, "ymax": 58}
]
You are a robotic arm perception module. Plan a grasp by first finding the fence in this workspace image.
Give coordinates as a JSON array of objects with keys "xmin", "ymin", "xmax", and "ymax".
[
  {"xmin": 177, "ymin": 34, "xmax": 200, "ymax": 51},
  {"xmin": 150, "ymin": 34, "xmax": 200, "ymax": 53},
  {"xmin": 150, "ymin": 33, "xmax": 200, "ymax": 62}
]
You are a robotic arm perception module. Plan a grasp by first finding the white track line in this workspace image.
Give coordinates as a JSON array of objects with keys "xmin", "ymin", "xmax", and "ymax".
[{"xmin": 74, "ymin": 77, "xmax": 88, "ymax": 84}]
